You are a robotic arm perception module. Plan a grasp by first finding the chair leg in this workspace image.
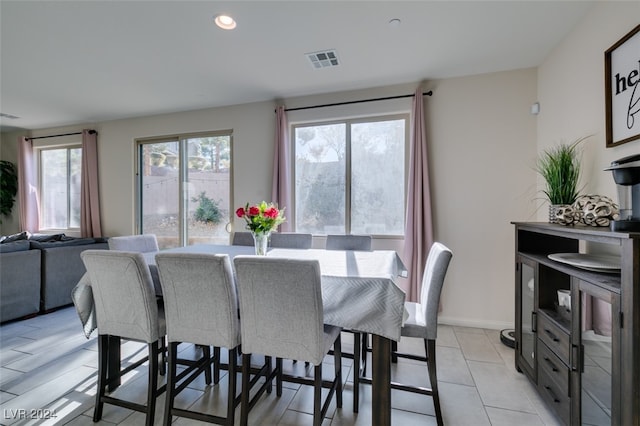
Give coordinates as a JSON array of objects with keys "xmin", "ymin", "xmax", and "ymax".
[
  {"xmin": 353, "ymin": 332, "xmax": 360, "ymax": 413},
  {"xmin": 266, "ymin": 355, "xmax": 273, "ymax": 394},
  {"xmin": 159, "ymin": 337, "xmax": 167, "ymax": 376},
  {"xmin": 202, "ymin": 345, "xmax": 213, "ymax": 385},
  {"xmin": 334, "ymin": 335, "xmax": 343, "ymax": 408},
  {"xmin": 313, "ymin": 364, "xmax": 323, "ymax": 426},
  {"xmin": 93, "ymin": 335, "xmax": 109, "ymax": 422},
  {"xmin": 212, "ymin": 346, "xmax": 221, "ymax": 384},
  {"xmin": 361, "ymin": 332, "xmax": 369, "ymax": 376},
  {"xmin": 240, "ymin": 353, "xmax": 251, "ymax": 426},
  {"xmin": 163, "ymin": 342, "xmax": 178, "ymax": 426},
  {"xmin": 391, "ymin": 340, "xmax": 398, "ymax": 363},
  {"xmin": 226, "ymin": 347, "xmax": 238, "ymax": 426},
  {"xmin": 426, "ymin": 339, "xmax": 443, "ymax": 426},
  {"xmin": 145, "ymin": 341, "xmax": 159, "ymax": 426},
  {"xmin": 276, "ymin": 358, "xmax": 283, "ymax": 397}
]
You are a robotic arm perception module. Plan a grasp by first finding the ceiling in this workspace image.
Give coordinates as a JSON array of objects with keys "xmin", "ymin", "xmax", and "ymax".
[{"xmin": 0, "ymin": 0, "xmax": 595, "ymax": 133}]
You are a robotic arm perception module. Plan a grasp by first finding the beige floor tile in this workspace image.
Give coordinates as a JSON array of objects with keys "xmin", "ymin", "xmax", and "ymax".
[
  {"xmin": 485, "ymin": 406, "xmax": 546, "ymax": 425},
  {"xmin": 455, "ymin": 330, "xmax": 504, "ymax": 363},
  {"xmin": 468, "ymin": 360, "xmax": 538, "ymax": 413},
  {"xmin": 439, "ymin": 381, "xmax": 491, "ymax": 425},
  {"xmin": 0, "ymin": 307, "xmax": 564, "ymax": 426},
  {"xmin": 436, "ymin": 345, "xmax": 475, "ymax": 386}
]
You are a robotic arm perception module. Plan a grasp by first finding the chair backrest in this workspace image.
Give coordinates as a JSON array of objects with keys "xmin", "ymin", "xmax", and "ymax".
[
  {"xmin": 155, "ymin": 253, "xmax": 240, "ymax": 349},
  {"xmin": 108, "ymin": 234, "xmax": 159, "ymax": 253},
  {"xmin": 325, "ymin": 234, "xmax": 372, "ymax": 251},
  {"xmin": 81, "ymin": 250, "xmax": 160, "ymax": 343},
  {"xmin": 232, "ymin": 231, "xmax": 254, "ymax": 246},
  {"xmin": 234, "ymin": 256, "xmax": 325, "ymax": 365},
  {"xmin": 269, "ymin": 232, "xmax": 312, "ymax": 249},
  {"xmin": 420, "ymin": 242, "xmax": 453, "ymax": 340}
]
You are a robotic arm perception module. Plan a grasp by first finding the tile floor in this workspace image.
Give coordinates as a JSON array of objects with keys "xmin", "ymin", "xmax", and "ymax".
[{"xmin": 0, "ymin": 307, "xmax": 563, "ymax": 425}]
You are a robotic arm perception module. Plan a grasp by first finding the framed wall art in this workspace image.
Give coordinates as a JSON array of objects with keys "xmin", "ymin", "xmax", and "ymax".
[{"xmin": 605, "ymin": 24, "xmax": 640, "ymax": 148}]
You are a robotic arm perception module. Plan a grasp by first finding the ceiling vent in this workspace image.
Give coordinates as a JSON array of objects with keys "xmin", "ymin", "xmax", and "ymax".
[
  {"xmin": 306, "ymin": 50, "xmax": 340, "ymax": 69},
  {"xmin": 0, "ymin": 113, "xmax": 20, "ymax": 119}
]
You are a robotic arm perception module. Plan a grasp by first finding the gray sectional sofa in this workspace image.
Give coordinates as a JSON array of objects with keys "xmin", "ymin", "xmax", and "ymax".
[{"xmin": 0, "ymin": 232, "xmax": 109, "ymax": 323}]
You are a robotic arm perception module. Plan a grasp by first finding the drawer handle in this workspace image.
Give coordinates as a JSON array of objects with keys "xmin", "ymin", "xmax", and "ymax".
[
  {"xmin": 543, "ymin": 356, "xmax": 559, "ymax": 372},
  {"xmin": 544, "ymin": 385, "xmax": 561, "ymax": 403},
  {"xmin": 544, "ymin": 328, "xmax": 560, "ymax": 342}
]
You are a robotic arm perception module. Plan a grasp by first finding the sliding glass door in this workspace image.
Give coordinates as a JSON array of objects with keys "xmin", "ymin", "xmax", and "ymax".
[{"xmin": 138, "ymin": 133, "xmax": 232, "ymax": 248}]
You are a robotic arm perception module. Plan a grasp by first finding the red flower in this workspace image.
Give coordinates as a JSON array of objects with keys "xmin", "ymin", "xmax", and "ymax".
[
  {"xmin": 264, "ymin": 207, "xmax": 279, "ymax": 218},
  {"xmin": 236, "ymin": 201, "xmax": 286, "ymax": 233}
]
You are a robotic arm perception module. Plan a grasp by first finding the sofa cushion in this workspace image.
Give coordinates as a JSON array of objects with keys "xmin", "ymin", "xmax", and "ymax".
[
  {"xmin": 30, "ymin": 238, "xmax": 100, "ymax": 249},
  {"xmin": 0, "ymin": 231, "xmax": 29, "ymax": 244},
  {"xmin": 40, "ymin": 240, "xmax": 109, "ymax": 311},
  {"xmin": 0, "ymin": 248, "xmax": 41, "ymax": 322},
  {"xmin": 29, "ymin": 233, "xmax": 66, "ymax": 242},
  {"xmin": 0, "ymin": 240, "xmax": 31, "ymax": 253}
]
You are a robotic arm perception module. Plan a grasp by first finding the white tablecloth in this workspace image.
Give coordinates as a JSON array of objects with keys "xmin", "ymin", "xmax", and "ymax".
[{"xmin": 72, "ymin": 244, "xmax": 407, "ymax": 341}]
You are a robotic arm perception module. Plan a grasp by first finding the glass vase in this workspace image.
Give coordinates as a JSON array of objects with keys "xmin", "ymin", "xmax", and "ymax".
[{"xmin": 252, "ymin": 231, "xmax": 270, "ymax": 255}]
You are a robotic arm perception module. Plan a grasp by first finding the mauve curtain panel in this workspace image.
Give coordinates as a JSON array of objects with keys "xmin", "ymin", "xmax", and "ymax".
[
  {"xmin": 80, "ymin": 130, "xmax": 102, "ymax": 237},
  {"xmin": 18, "ymin": 136, "xmax": 40, "ymax": 232},
  {"xmin": 402, "ymin": 88, "xmax": 434, "ymax": 302},
  {"xmin": 271, "ymin": 105, "xmax": 292, "ymax": 231}
]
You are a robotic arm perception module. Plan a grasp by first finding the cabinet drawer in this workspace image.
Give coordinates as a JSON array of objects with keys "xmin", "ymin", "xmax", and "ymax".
[
  {"xmin": 537, "ymin": 340, "xmax": 569, "ymax": 396},
  {"xmin": 538, "ymin": 368, "xmax": 570, "ymax": 425},
  {"xmin": 537, "ymin": 311, "xmax": 570, "ymax": 363}
]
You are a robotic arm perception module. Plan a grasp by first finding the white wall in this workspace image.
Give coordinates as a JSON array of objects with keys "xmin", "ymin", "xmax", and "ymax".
[
  {"xmin": 1, "ymin": 73, "xmax": 537, "ymax": 329},
  {"xmin": 22, "ymin": 0, "xmax": 640, "ymax": 328},
  {"xmin": 537, "ymin": 2, "xmax": 640, "ymax": 211},
  {"xmin": 428, "ymin": 69, "xmax": 538, "ymax": 328}
]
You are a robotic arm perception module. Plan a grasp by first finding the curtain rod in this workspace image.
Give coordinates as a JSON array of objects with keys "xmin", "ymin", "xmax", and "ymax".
[
  {"xmin": 282, "ymin": 90, "xmax": 433, "ymax": 112},
  {"xmin": 27, "ymin": 129, "xmax": 96, "ymax": 141}
]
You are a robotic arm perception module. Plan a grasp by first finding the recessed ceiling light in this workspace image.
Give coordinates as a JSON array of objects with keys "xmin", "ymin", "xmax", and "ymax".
[
  {"xmin": 215, "ymin": 14, "xmax": 236, "ymax": 30},
  {"xmin": 388, "ymin": 18, "xmax": 401, "ymax": 27}
]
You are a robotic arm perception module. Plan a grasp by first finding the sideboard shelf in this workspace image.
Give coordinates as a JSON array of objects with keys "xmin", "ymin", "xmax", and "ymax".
[
  {"xmin": 513, "ymin": 222, "xmax": 640, "ymax": 426},
  {"xmin": 518, "ymin": 252, "xmax": 622, "ymax": 294}
]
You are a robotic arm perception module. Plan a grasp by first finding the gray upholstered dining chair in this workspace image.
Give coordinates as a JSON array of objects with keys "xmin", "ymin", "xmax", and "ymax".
[
  {"xmin": 325, "ymin": 234, "xmax": 372, "ymax": 251},
  {"xmin": 353, "ymin": 242, "xmax": 452, "ymax": 425},
  {"xmin": 108, "ymin": 234, "xmax": 159, "ymax": 252},
  {"xmin": 231, "ymin": 231, "xmax": 254, "ymax": 246},
  {"xmin": 109, "ymin": 234, "xmax": 162, "ymax": 293},
  {"xmin": 80, "ymin": 250, "xmax": 166, "ymax": 426},
  {"xmin": 324, "ymin": 234, "xmax": 372, "ymax": 373},
  {"xmin": 155, "ymin": 253, "xmax": 241, "ymax": 426},
  {"xmin": 233, "ymin": 256, "xmax": 343, "ymax": 426},
  {"xmin": 269, "ymin": 232, "xmax": 312, "ymax": 248}
]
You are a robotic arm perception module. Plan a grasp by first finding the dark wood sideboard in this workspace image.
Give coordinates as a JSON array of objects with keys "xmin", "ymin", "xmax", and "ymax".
[{"xmin": 513, "ymin": 222, "xmax": 640, "ymax": 425}]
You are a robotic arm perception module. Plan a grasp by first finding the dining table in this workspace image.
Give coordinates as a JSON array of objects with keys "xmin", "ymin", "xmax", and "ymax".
[{"xmin": 72, "ymin": 244, "xmax": 407, "ymax": 426}]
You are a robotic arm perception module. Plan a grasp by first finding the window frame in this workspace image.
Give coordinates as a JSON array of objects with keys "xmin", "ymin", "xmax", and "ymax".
[
  {"xmin": 135, "ymin": 130, "xmax": 234, "ymax": 247},
  {"xmin": 291, "ymin": 113, "xmax": 409, "ymax": 237},
  {"xmin": 37, "ymin": 143, "xmax": 82, "ymax": 232}
]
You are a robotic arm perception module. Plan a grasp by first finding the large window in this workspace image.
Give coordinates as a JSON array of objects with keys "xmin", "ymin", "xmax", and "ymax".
[
  {"xmin": 40, "ymin": 146, "xmax": 82, "ymax": 230},
  {"xmin": 138, "ymin": 132, "xmax": 232, "ymax": 248},
  {"xmin": 294, "ymin": 115, "xmax": 407, "ymax": 235}
]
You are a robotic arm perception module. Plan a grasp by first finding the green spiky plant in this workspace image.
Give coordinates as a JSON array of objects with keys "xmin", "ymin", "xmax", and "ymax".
[
  {"xmin": 0, "ymin": 160, "xmax": 18, "ymax": 224},
  {"xmin": 536, "ymin": 137, "xmax": 587, "ymax": 205}
]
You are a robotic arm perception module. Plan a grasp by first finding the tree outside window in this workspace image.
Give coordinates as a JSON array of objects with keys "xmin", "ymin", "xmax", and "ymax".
[
  {"xmin": 40, "ymin": 147, "xmax": 82, "ymax": 230},
  {"xmin": 294, "ymin": 115, "xmax": 407, "ymax": 235}
]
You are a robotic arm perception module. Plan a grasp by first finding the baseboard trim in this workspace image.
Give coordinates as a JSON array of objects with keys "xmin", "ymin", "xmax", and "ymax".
[{"xmin": 438, "ymin": 316, "xmax": 514, "ymax": 330}]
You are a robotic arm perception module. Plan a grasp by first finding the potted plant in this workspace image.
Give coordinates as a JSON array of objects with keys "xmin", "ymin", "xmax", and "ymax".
[
  {"xmin": 536, "ymin": 137, "xmax": 587, "ymax": 224},
  {"xmin": 0, "ymin": 160, "xmax": 18, "ymax": 224}
]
